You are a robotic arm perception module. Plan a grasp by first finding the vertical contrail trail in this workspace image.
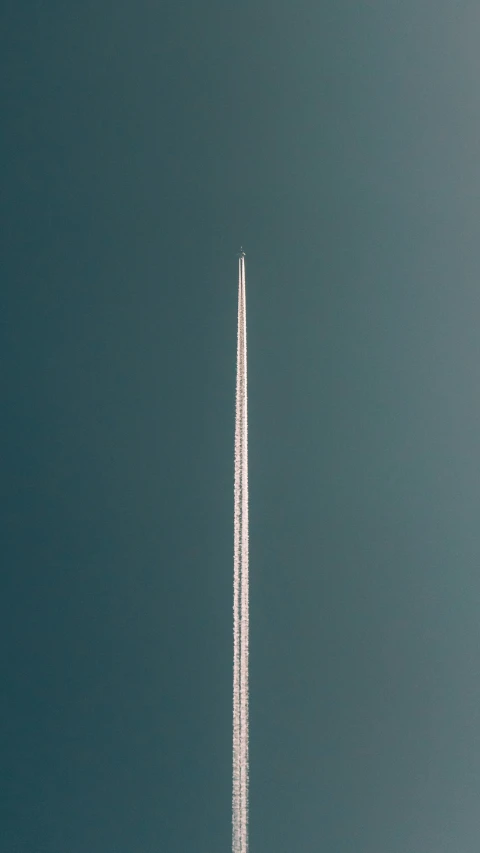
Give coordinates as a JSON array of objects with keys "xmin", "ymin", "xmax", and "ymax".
[{"xmin": 233, "ymin": 251, "xmax": 249, "ymax": 853}]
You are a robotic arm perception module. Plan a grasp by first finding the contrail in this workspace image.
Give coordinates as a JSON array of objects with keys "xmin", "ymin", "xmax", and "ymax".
[{"xmin": 233, "ymin": 251, "xmax": 249, "ymax": 853}]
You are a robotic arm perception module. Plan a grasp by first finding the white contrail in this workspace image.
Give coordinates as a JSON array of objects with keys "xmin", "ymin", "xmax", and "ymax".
[
  {"xmin": 233, "ymin": 254, "xmax": 249, "ymax": 853},
  {"xmin": 232, "ymin": 262, "xmax": 242, "ymax": 853}
]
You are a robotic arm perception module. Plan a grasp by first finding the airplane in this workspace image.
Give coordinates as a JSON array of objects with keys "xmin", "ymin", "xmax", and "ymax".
[{"xmin": 237, "ymin": 247, "xmax": 246, "ymax": 258}]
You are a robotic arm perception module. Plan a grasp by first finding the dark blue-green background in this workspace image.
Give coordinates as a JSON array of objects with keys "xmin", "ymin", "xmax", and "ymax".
[{"xmin": 3, "ymin": 2, "xmax": 480, "ymax": 851}]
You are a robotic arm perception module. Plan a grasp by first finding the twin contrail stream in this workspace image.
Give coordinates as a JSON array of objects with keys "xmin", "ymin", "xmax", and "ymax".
[{"xmin": 232, "ymin": 252, "xmax": 249, "ymax": 853}]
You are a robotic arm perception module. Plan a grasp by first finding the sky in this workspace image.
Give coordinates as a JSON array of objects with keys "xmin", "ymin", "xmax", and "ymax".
[{"xmin": 2, "ymin": 2, "xmax": 480, "ymax": 851}]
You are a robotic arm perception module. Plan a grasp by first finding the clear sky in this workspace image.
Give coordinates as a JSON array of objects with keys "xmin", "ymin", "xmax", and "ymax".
[{"xmin": 3, "ymin": 2, "xmax": 480, "ymax": 851}]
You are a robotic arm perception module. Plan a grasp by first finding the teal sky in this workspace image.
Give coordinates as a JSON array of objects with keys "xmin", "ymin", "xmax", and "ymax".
[{"xmin": 3, "ymin": 3, "xmax": 480, "ymax": 851}]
